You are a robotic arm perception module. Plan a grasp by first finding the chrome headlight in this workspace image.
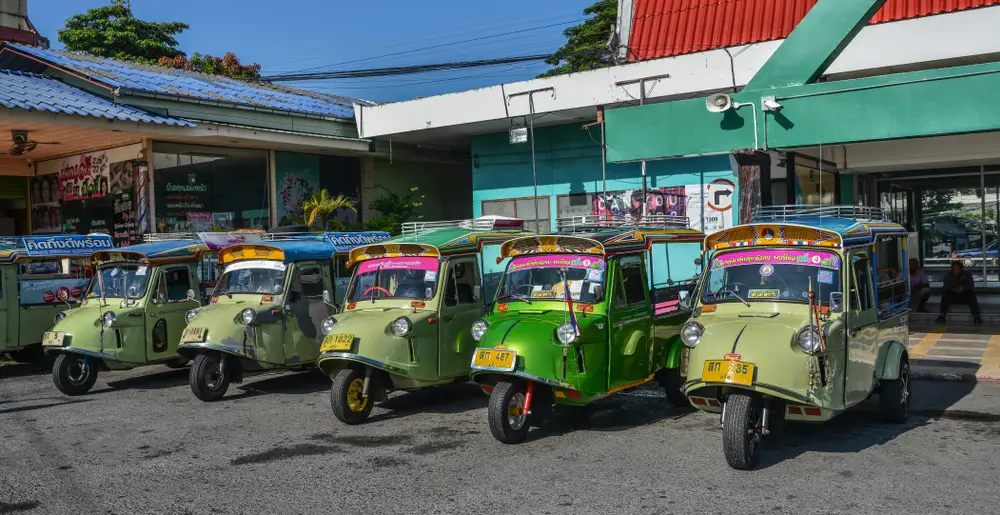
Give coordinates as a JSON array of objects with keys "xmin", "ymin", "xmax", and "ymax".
[
  {"xmin": 556, "ymin": 321, "xmax": 578, "ymax": 345},
  {"xmin": 797, "ymin": 326, "xmax": 822, "ymax": 353},
  {"xmin": 321, "ymin": 316, "xmax": 337, "ymax": 336},
  {"xmin": 392, "ymin": 316, "xmax": 412, "ymax": 337},
  {"xmin": 185, "ymin": 310, "xmax": 198, "ymax": 325},
  {"xmin": 681, "ymin": 321, "xmax": 703, "ymax": 348},
  {"xmin": 471, "ymin": 320, "xmax": 489, "ymax": 341},
  {"xmin": 101, "ymin": 311, "xmax": 116, "ymax": 328},
  {"xmin": 239, "ymin": 308, "xmax": 256, "ymax": 326},
  {"xmin": 54, "ymin": 311, "xmax": 67, "ymax": 325}
]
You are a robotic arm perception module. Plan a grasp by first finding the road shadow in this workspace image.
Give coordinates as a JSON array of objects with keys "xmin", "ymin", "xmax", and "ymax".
[
  {"xmin": 0, "ymin": 362, "xmax": 49, "ymax": 380},
  {"xmin": 222, "ymin": 370, "xmax": 331, "ymax": 400},
  {"xmin": 755, "ymin": 379, "xmax": 979, "ymax": 470},
  {"xmin": 98, "ymin": 367, "xmax": 191, "ymax": 392},
  {"xmin": 365, "ymin": 382, "xmax": 489, "ymax": 423},
  {"xmin": 0, "ymin": 398, "xmax": 92, "ymax": 415}
]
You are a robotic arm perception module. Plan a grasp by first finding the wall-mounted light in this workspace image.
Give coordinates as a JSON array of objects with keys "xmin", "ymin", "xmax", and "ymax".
[{"xmin": 509, "ymin": 117, "xmax": 527, "ymax": 145}]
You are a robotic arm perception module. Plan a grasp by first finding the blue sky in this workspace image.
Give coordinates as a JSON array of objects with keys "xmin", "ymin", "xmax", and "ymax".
[{"xmin": 32, "ymin": 0, "xmax": 594, "ymax": 103}]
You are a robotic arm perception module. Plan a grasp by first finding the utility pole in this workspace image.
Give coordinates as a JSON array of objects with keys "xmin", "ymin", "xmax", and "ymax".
[
  {"xmin": 615, "ymin": 74, "xmax": 669, "ymax": 218},
  {"xmin": 507, "ymin": 87, "xmax": 555, "ymax": 232}
]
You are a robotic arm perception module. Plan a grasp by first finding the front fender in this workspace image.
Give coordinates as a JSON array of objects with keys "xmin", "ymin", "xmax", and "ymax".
[
  {"xmin": 665, "ymin": 339, "xmax": 685, "ymax": 369},
  {"xmin": 876, "ymin": 341, "xmax": 908, "ymax": 381}
]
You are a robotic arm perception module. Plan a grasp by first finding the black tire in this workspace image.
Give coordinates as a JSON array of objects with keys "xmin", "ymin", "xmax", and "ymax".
[
  {"xmin": 165, "ymin": 358, "xmax": 189, "ymax": 369},
  {"xmin": 659, "ymin": 367, "xmax": 689, "ymax": 407},
  {"xmin": 488, "ymin": 380, "xmax": 531, "ymax": 444},
  {"xmin": 330, "ymin": 368, "xmax": 374, "ymax": 425},
  {"xmin": 879, "ymin": 359, "xmax": 910, "ymax": 423},
  {"xmin": 52, "ymin": 353, "xmax": 98, "ymax": 396},
  {"xmin": 722, "ymin": 393, "xmax": 763, "ymax": 470},
  {"xmin": 189, "ymin": 353, "xmax": 230, "ymax": 402}
]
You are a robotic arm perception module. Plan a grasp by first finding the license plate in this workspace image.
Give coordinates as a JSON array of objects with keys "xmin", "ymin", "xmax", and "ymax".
[
  {"xmin": 42, "ymin": 331, "xmax": 64, "ymax": 347},
  {"xmin": 471, "ymin": 348, "xmax": 517, "ymax": 371},
  {"xmin": 702, "ymin": 360, "xmax": 755, "ymax": 386},
  {"xmin": 320, "ymin": 333, "xmax": 354, "ymax": 352},
  {"xmin": 180, "ymin": 327, "xmax": 206, "ymax": 344}
]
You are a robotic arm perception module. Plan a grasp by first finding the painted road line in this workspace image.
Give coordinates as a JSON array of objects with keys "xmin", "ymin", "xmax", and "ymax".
[
  {"xmin": 907, "ymin": 332, "xmax": 942, "ymax": 359},
  {"xmin": 925, "ymin": 348, "xmax": 985, "ymax": 358},
  {"xmin": 978, "ymin": 334, "xmax": 1000, "ymax": 376}
]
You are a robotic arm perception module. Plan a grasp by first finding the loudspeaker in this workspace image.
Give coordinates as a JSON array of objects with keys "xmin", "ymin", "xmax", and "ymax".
[{"xmin": 706, "ymin": 93, "xmax": 733, "ymax": 113}]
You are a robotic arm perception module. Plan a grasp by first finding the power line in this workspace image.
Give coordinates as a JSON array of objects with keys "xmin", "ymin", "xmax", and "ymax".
[{"xmin": 262, "ymin": 52, "xmax": 573, "ymax": 81}]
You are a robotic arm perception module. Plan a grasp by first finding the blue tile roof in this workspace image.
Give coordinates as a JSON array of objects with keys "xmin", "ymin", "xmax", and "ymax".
[
  {"xmin": 3, "ymin": 44, "xmax": 361, "ymax": 119},
  {"xmin": 0, "ymin": 69, "xmax": 194, "ymax": 126}
]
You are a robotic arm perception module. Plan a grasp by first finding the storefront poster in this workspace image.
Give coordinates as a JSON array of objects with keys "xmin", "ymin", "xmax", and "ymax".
[
  {"xmin": 587, "ymin": 182, "xmax": 734, "ymax": 233},
  {"xmin": 59, "ymin": 150, "xmax": 110, "ymax": 201},
  {"xmin": 29, "ymin": 174, "xmax": 61, "ymax": 234},
  {"xmin": 113, "ymin": 191, "xmax": 138, "ymax": 247},
  {"xmin": 276, "ymin": 154, "xmax": 319, "ymax": 226}
]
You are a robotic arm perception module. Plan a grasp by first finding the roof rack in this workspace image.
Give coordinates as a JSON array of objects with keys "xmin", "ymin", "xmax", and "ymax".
[
  {"xmin": 262, "ymin": 232, "xmax": 326, "ymax": 242},
  {"xmin": 143, "ymin": 233, "xmax": 197, "ymax": 242},
  {"xmin": 751, "ymin": 205, "xmax": 888, "ymax": 223},
  {"xmin": 556, "ymin": 215, "xmax": 691, "ymax": 233},
  {"xmin": 401, "ymin": 216, "xmax": 526, "ymax": 236}
]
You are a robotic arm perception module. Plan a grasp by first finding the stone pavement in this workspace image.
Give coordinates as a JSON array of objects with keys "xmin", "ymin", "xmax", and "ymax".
[{"xmin": 909, "ymin": 324, "xmax": 1000, "ymax": 382}]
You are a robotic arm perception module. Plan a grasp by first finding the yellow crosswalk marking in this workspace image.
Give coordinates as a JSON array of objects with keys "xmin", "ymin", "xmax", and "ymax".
[
  {"xmin": 908, "ymin": 331, "xmax": 942, "ymax": 360},
  {"xmin": 979, "ymin": 335, "xmax": 1000, "ymax": 375}
]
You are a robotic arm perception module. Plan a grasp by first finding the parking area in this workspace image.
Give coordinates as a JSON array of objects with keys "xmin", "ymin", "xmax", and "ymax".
[{"xmin": 3, "ymin": 363, "xmax": 1000, "ymax": 515}]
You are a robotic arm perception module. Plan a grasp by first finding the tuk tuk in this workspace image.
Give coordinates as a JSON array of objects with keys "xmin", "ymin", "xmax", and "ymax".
[
  {"xmin": 1, "ymin": 235, "xmax": 111, "ymax": 363},
  {"xmin": 316, "ymin": 217, "xmax": 532, "ymax": 424},
  {"xmin": 468, "ymin": 215, "xmax": 705, "ymax": 443},
  {"xmin": 43, "ymin": 233, "xmax": 231, "ymax": 395},
  {"xmin": 681, "ymin": 205, "xmax": 911, "ymax": 469},
  {"xmin": 178, "ymin": 231, "xmax": 390, "ymax": 401}
]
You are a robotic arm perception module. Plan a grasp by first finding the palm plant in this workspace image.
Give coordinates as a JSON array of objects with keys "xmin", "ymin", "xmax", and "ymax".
[{"xmin": 302, "ymin": 189, "xmax": 357, "ymax": 230}]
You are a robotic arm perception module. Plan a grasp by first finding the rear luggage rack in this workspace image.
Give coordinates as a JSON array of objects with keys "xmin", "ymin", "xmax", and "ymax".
[
  {"xmin": 401, "ymin": 216, "xmax": 526, "ymax": 235},
  {"xmin": 556, "ymin": 215, "xmax": 691, "ymax": 233},
  {"xmin": 752, "ymin": 205, "xmax": 888, "ymax": 223}
]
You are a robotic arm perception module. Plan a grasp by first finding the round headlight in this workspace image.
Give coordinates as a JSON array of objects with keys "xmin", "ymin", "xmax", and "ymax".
[
  {"xmin": 102, "ymin": 311, "xmax": 116, "ymax": 328},
  {"xmin": 681, "ymin": 321, "xmax": 703, "ymax": 348},
  {"xmin": 321, "ymin": 316, "xmax": 338, "ymax": 336},
  {"xmin": 392, "ymin": 316, "xmax": 412, "ymax": 337},
  {"xmin": 797, "ymin": 327, "xmax": 822, "ymax": 353},
  {"xmin": 53, "ymin": 311, "xmax": 67, "ymax": 325},
  {"xmin": 556, "ymin": 322, "xmax": 578, "ymax": 345},
  {"xmin": 185, "ymin": 310, "xmax": 198, "ymax": 325},
  {"xmin": 239, "ymin": 308, "xmax": 256, "ymax": 326},
  {"xmin": 471, "ymin": 320, "xmax": 489, "ymax": 341}
]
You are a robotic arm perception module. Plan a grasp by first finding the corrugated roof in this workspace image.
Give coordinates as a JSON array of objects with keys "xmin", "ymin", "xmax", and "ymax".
[
  {"xmin": 0, "ymin": 69, "xmax": 194, "ymax": 126},
  {"xmin": 628, "ymin": 0, "xmax": 1000, "ymax": 62},
  {"xmin": 1, "ymin": 43, "xmax": 365, "ymax": 119}
]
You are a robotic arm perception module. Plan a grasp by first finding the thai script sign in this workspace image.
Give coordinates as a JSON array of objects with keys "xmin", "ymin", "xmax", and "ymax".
[
  {"xmin": 20, "ymin": 278, "xmax": 91, "ymax": 305},
  {"xmin": 712, "ymin": 249, "xmax": 840, "ymax": 270},
  {"xmin": 23, "ymin": 235, "xmax": 114, "ymax": 257},
  {"xmin": 358, "ymin": 257, "xmax": 438, "ymax": 274},
  {"xmin": 59, "ymin": 150, "xmax": 110, "ymax": 201},
  {"xmin": 509, "ymin": 254, "xmax": 606, "ymax": 273},
  {"xmin": 326, "ymin": 232, "xmax": 391, "ymax": 253}
]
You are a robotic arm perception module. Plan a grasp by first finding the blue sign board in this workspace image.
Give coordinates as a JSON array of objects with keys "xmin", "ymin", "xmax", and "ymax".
[
  {"xmin": 325, "ymin": 232, "xmax": 390, "ymax": 253},
  {"xmin": 22, "ymin": 235, "xmax": 114, "ymax": 257}
]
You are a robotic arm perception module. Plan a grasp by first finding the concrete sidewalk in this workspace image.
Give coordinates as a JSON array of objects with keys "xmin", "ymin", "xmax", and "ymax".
[{"xmin": 909, "ymin": 324, "xmax": 1000, "ymax": 382}]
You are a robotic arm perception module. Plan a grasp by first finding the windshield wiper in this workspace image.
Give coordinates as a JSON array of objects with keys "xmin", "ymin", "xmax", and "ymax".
[
  {"xmin": 499, "ymin": 293, "xmax": 532, "ymax": 304},
  {"xmin": 727, "ymin": 288, "xmax": 751, "ymax": 307}
]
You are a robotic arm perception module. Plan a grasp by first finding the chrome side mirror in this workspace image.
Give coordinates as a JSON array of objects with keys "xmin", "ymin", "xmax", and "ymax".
[
  {"xmin": 679, "ymin": 290, "xmax": 691, "ymax": 310},
  {"xmin": 830, "ymin": 292, "xmax": 844, "ymax": 313},
  {"xmin": 473, "ymin": 285, "xmax": 482, "ymax": 302},
  {"xmin": 186, "ymin": 289, "xmax": 197, "ymax": 302}
]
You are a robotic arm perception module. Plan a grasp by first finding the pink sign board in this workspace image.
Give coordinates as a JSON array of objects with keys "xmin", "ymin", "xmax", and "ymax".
[
  {"xmin": 509, "ymin": 254, "xmax": 606, "ymax": 273},
  {"xmin": 712, "ymin": 249, "xmax": 840, "ymax": 270},
  {"xmin": 358, "ymin": 257, "xmax": 438, "ymax": 274}
]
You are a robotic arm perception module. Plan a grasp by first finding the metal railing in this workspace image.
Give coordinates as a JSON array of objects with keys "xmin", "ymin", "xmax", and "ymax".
[
  {"xmin": 142, "ymin": 233, "xmax": 197, "ymax": 242},
  {"xmin": 751, "ymin": 205, "xmax": 888, "ymax": 223},
  {"xmin": 401, "ymin": 217, "xmax": 526, "ymax": 236},
  {"xmin": 262, "ymin": 232, "xmax": 326, "ymax": 241},
  {"xmin": 556, "ymin": 214, "xmax": 691, "ymax": 233}
]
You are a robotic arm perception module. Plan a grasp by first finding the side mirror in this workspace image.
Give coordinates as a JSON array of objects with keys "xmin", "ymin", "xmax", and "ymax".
[
  {"xmin": 694, "ymin": 257, "xmax": 703, "ymax": 266},
  {"xmin": 592, "ymin": 285, "xmax": 604, "ymax": 300},
  {"xmin": 830, "ymin": 292, "xmax": 844, "ymax": 313},
  {"xmin": 473, "ymin": 285, "xmax": 482, "ymax": 301},
  {"xmin": 323, "ymin": 290, "xmax": 331, "ymax": 303},
  {"xmin": 186, "ymin": 289, "xmax": 196, "ymax": 301}
]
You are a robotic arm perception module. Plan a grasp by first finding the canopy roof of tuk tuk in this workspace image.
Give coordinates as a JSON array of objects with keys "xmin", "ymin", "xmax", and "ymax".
[
  {"xmin": 347, "ymin": 223, "xmax": 533, "ymax": 267},
  {"xmin": 706, "ymin": 206, "xmax": 908, "ymax": 252},
  {"xmin": 91, "ymin": 239, "xmax": 210, "ymax": 266},
  {"xmin": 499, "ymin": 228, "xmax": 704, "ymax": 263},
  {"xmin": 0, "ymin": 234, "xmax": 114, "ymax": 264}
]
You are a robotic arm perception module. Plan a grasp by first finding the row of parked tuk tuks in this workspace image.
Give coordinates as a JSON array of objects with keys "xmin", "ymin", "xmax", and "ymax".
[{"xmin": 4, "ymin": 206, "xmax": 913, "ymax": 470}]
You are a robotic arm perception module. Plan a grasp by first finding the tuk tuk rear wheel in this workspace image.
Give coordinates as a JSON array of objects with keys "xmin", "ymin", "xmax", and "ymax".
[
  {"xmin": 722, "ymin": 393, "xmax": 763, "ymax": 470},
  {"xmin": 52, "ymin": 353, "xmax": 98, "ymax": 396},
  {"xmin": 488, "ymin": 380, "xmax": 531, "ymax": 444},
  {"xmin": 330, "ymin": 368, "xmax": 373, "ymax": 425},
  {"xmin": 879, "ymin": 359, "xmax": 910, "ymax": 423},
  {"xmin": 190, "ymin": 353, "xmax": 230, "ymax": 402},
  {"xmin": 658, "ymin": 367, "xmax": 689, "ymax": 407}
]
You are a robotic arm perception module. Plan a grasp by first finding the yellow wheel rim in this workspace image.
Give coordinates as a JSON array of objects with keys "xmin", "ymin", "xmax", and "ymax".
[{"xmin": 346, "ymin": 377, "xmax": 368, "ymax": 412}]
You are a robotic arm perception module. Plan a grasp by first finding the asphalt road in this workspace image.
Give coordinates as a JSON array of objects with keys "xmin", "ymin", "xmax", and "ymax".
[{"xmin": 2, "ymin": 363, "xmax": 1000, "ymax": 515}]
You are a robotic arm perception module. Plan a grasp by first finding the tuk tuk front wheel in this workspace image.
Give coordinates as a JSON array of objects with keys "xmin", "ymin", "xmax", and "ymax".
[
  {"xmin": 52, "ymin": 353, "xmax": 98, "ymax": 396},
  {"xmin": 488, "ymin": 379, "xmax": 531, "ymax": 444},
  {"xmin": 190, "ymin": 353, "xmax": 230, "ymax": 402},
  {"xmin": 330, "ymin": 368, "xmax": 373, "ymax": 425},
  {"xmin": 879, "ymin": 359, "xmax": 910, "ymax": 423},
  {"xmin": 722, "ymin": 393, "xmax": 763, "ymax": 470}
]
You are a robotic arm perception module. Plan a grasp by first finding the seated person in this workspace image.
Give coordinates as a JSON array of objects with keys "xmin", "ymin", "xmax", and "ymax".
[
  {"xmin": 936, "ymin": 261, "xmax": 982, "ymax": 324},
  {"xmin": 909, "ymin": 258, "xmax": 931, "ymax": 312}
]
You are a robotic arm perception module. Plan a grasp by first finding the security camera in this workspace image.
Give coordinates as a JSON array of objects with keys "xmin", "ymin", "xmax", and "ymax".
[{"xmin": 762, "ymin": 96, "xmax": 783, "ymax": 112}]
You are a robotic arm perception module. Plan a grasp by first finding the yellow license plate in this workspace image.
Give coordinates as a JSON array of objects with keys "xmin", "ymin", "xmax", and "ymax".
[
  {"xmin": 180, "ymin": 327, "xmax": 206, "ymax": 344},
  {"xmin": 702, "ymin": 360, "xmax": 755, "ymax": 386},
  {"xmin": 320, "ymin": 333, "xmax": 355, "ymax": 352},
  {"xmin": 42, "ymin": 331, "xmax": 64, "ymax": 347},
  {"xmin": 471, "ymin": 348, "xmax": 517, "ymax": 371}
]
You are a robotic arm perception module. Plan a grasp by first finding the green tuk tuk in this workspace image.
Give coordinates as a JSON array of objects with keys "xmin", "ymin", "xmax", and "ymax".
[
  {"xmin": 1, "ymin": 235, "xmax": 112, "ymax": 363},
  {"xmin": 178, "ymin": 231, "xmax": 390, "ymax": 401},
  {"xmin": 316, "ymin": 217, "xmax": 532, "ymax": 424},
  {"xmin": 468, "ymin": 215, "xmax": 705, "ymax": 443},
  {"xmin": 682, "ymin": 205, "xmax": 911, "ymax": 469}
]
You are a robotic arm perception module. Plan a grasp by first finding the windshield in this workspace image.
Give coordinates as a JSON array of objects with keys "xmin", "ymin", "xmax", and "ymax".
[
  {"xmin": 347, "ymin": 257, "xmax": 440, "ymax": 302},
  {"xmin": 215, "ymin": 260, "xmax": 287, "ymax": 295},
  {"xmin": 498, "ymin": 254, "xmax": 606, "ymax": 303},
  {"xmin": 702, "ymin": 248, "xmax": 841, "ymax": 304},
  {"xmin": 89, "ymin": 263, "xmax": 150, "ymax": 299}
]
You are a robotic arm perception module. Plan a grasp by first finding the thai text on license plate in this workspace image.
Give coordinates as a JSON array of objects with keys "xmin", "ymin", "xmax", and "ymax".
[
  {"xmin": 471, "ymin": 348, "xmax": 516, "ymax": 371},
  {"xmin": 320, "ymin": 334, "xmax": 354, "ymax": 352},
  {"xmin": 180, "ymin": 327, "xmax": 206, "ymax": 343},
  {"xmin": 702, "ymin": 360, "xmax": 755, "ymax": 386},
  {"xmin": 42, "ymin": 331, "xmax": 64, "ymax": 347}
]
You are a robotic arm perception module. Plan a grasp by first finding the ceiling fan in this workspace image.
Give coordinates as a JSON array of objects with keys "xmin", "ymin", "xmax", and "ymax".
[{"xmin": 9, "ymin": 130, "xmax": 61, "ymax": 156}]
